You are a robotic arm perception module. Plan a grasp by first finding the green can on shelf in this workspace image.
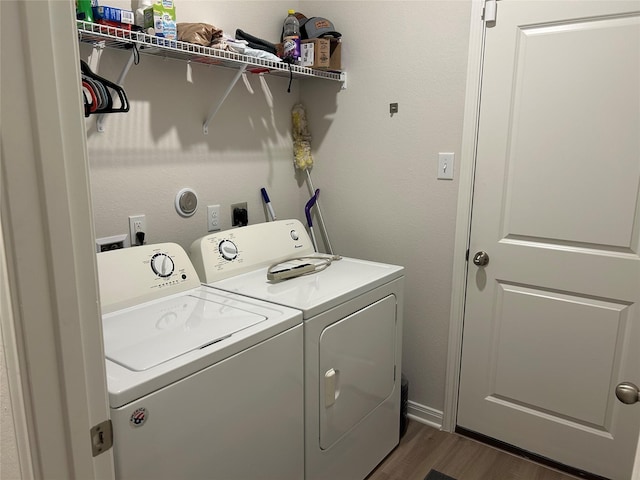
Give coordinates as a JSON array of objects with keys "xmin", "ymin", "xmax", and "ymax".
[{"xmin": 76, "ymin": 0, "xmax": 93, "ymax": 22}]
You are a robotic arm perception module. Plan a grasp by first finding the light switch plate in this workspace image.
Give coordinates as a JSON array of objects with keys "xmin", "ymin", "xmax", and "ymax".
[{"xmin": 438, "ymin": 152, "xmax": 455, "ymax": 180}]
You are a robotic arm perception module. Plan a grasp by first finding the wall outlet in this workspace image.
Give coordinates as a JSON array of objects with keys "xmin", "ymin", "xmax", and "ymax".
[
  {"xmin": 207, "ymin": 204, "xmax": 221, "ymax": 232},
  {"xmin": 129, "ymin": 215, "xmax": 147, "ymax": 245},
  {"xmin": 96, "ymin": 234, "xmax": 129, "ymax": 252},
  {"xmin": 231, "ymin": 202, "xmax": 248, "ymax": 227}
]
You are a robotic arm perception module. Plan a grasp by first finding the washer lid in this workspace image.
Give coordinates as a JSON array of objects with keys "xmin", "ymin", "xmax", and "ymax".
[{"xmin": 102, "ymin": 293, "xmax": 267, "ymax": 371}]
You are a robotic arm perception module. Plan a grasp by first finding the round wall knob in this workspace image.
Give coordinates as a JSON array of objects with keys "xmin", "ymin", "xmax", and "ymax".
[
  {"xmin": 473, "ymin": 251, "xmax": 490, "ymax": 266},
  {"xmin": 615, "ymin": 382, "xmax": 640, "ymax": 404},
  {"xmin": 175, "ymin": 188, "xmax": 198, "ymax": 217}
]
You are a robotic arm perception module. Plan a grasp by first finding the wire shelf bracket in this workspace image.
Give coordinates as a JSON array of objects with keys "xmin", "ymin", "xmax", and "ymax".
[
  {"xmin": 203, "ymin": 64, "xmax": 247, "ymax": 135},
  {"xmin": 95, "ymin": 48, "xmax": 136, "ymax": 133}
]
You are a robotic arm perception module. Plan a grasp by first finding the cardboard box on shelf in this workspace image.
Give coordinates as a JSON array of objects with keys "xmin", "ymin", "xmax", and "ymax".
[
  {"xmin": 144, "ymin": 2, "xmax": 177, "ymax": 39},
  {"xmin": 92, "ymin": 6, "xmax": 134, "ymax": 25},
  {"xmin": 97, "ymin": 19, "xmax": 132, "ymax": 31},
  {"xmin": 300, "ymin": 38, "xmax": 341, "ymax": 70}
]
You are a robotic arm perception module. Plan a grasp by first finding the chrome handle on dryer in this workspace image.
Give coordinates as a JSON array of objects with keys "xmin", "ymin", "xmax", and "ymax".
[{"xmin": 325, "ymin": 368, "xmax": 338, "ymax": 407}]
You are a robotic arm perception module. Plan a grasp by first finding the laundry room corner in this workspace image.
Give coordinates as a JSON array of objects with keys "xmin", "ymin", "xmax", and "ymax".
[
  {"xmin": 4, "ymin": 0, "xmax": 640, "ymax": 478},
  {"xmin": 85, "ymin": 0, "xmax": 474, "ymax": 428},
  {"xmin": 81, "ymin": 0, "xmax": 475, "ymax": 433}
]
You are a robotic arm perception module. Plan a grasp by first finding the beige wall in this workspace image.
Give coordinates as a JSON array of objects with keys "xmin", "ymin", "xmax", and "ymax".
[
  {"xmin": 301, "ymin": 0, "xmax": 471, "ymax": 417},
  {"xmin": 85, "ymin": 0, "xmax": 471, "ymax": 419}
]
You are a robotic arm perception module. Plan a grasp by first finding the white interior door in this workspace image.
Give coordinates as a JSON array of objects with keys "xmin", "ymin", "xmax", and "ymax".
[{"xmin": 457, "ymin": 2, "xmax": 640, "ymax": 479}]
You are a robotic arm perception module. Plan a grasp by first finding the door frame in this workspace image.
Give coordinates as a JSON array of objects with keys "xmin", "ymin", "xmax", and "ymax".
[
  {"xmin": 443, "ymin": 1, "xmax": 640, "ymax": 477},
  {"xmin": 442, "ymin": 0, "xmax": 485, "ymax": 433},
  {"xmin": 1, "ymin": 0, "xmax": 114, "ymax": 478}
]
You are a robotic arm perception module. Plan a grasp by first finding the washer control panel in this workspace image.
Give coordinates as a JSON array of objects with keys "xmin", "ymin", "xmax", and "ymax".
[
  {"xmin": 97, "ymin": 242, "xmax": 201, "ymax": 314},
  {"xmin": 190, "ymin": 219, "xmax": 315, "ymax": 283}
]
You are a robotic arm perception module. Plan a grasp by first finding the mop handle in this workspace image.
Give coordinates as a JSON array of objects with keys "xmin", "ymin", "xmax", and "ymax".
[
  {"xmin": 305, "ymin": 189, "xmax": 319, "ymax": 227},
  {"xmin": 305, "ymin": 170, "xmax": 334, "ymax": 254},
  {"xmin": 305, "ymin": 189, "xmax": 319, "ymax": 251}
]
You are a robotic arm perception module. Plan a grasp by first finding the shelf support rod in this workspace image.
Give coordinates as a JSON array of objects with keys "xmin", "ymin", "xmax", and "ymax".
[
  {"xmin": 340, "ymin": 72, "xmax": 348, "ymax": 90},
  {"xmin": 96, "ymin": 48, "xmax": 136, "ymax": 133},
  {"xmin": 203, "ymin": 64, "xmax": 248, "ymax": 135}
]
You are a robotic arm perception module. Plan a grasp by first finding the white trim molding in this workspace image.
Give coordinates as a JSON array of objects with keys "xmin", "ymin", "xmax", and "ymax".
[
  {"xmin": 1, "ymin": 1, "xmax": 114, "ymax": 477},
  {"xmin": 0, "ymin": 229, "xmax": 34, "ymax": 480},
  {"xmin": 442, "ymin": 0, "xmax": 487, "ymax": 433},
  {"xmin": 408, "ymin": 401, "xmax": 444, "ymax": 430}
]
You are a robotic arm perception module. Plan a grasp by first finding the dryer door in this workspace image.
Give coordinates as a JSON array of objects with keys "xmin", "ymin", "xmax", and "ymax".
[{"xmin": 319, "ymin": 294, "xmax": 397, "ymax": 449}]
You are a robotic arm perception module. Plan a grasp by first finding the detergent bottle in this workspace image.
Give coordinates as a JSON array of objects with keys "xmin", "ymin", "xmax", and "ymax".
[{"xmin": 282, "ymin": 10, "xmax": 300, "ymax": 64}]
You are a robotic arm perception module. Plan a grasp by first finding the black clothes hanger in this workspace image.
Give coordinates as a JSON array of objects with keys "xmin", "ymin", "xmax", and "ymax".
[{"xmin": 80, "ymin": 60, "xmax": 129, "ymax": 117}]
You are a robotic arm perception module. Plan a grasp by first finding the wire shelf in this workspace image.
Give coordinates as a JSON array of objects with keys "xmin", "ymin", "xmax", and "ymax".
[{"xmin": 76, "ymin": 21, "xmax": 345, "ymax": 82}]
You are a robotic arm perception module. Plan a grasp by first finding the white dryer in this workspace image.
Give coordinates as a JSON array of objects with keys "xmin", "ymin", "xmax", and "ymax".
[
  {"xmin": 190, "ymin": 219, "xmax": 404, "ymax": 480},
  {"xmin": 96, "ymin": 243, "xmax": 304, "ymax": 480}
]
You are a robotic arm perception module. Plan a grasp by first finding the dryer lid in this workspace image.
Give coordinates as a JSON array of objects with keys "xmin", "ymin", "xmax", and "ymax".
[
  {"xmin": 102, "ymin": 293, "xmax": 267, "ymax": 371},
  {"xmin": 211, "ymin": 256, "xmax": 404, "ymax": 319}
]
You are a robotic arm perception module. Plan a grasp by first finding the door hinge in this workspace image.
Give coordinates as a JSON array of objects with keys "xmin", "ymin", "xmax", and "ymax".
[
  {"xmin": 466, "ymin": 249, "xmax": 470, "ymax": 261},
  {"xmin": 90, "ymin": 419, "xmax": 113, "ymax": 457},
  {"xmin": 483, "ymin": 0, "xmax": 498, "ymax": 24}
]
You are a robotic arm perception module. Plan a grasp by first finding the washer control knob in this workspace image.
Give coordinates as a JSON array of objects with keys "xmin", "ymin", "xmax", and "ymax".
[
  {"xmin": 290, "ymin": 230, "xmax": 299, "ymax": 241},
  {"xmin": 151, "ymin": 253, "xmax": 174, "ymax": 278},
  {"xmin": 219, "ymin": 240, "xmax": 238, "ymax": 260}
]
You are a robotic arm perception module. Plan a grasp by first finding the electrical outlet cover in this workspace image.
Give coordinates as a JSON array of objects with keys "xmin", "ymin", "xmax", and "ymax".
[
  {"xmin": 129, "ymin": 215, "xmax": 147, "ymax": 245},
  {"xmin": 96, "ymin": 234, "xmax": 129, "ymax": 252},
  {"xmin": 231, "ymin": 202, "xmax": 248, "ymax": 227},
  {"xmin": 207, "ymin": 205, "xmax": 221, "ymax": 232}
]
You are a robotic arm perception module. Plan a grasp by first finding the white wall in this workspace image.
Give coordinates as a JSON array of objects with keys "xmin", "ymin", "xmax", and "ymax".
[
  {"xmin": 301, "ymin": 0, "xmax": 471, "ymax": 417},
  {"xmin": 85, "ymin": 0, "xmax": 471, "ymax": 419}
]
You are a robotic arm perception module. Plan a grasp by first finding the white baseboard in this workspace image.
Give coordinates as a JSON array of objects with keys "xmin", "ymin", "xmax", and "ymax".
[{"xmin": 407, "ymin": 400, "xmax": 443, "ymax": 430}]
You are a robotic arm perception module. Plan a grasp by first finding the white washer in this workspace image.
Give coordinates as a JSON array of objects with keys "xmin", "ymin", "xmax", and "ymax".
[
  {"xmin": 97, "ymin": 243, "xmax": 304, "ymax": 480},
  {"xmin": 190, "ymin": 220, "xmax": 405, "ymax": 480}
]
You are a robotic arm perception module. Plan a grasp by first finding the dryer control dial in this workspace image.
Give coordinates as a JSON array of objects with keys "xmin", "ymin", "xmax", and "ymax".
[
  {"xmin": 150, "ymin": 253, "xmax": 175, "ymax": 278},
  {"xmin": 219, "ymin": 240, "xmax": 238, "ymax": 261}
]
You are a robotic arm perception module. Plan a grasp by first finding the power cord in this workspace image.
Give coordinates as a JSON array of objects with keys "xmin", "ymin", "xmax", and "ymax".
[
  {"xmin": 283, "ymin": 58, "xmax": 294, "ymax": 93},
  {"xmin": 267, "ymin": 254, "xmax": 342, "ymax": 281}
]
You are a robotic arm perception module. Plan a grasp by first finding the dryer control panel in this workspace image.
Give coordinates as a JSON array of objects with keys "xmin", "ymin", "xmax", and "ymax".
[
  {"xmin": 97, "ymin": 243, "xmax": 201, "ymax": 314},
  {"xmin": 190, "ymin": 219, "xmax": 315, "ymax": 283}
]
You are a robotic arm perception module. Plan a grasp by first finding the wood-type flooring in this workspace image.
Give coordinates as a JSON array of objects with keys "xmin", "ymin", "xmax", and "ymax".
[{"xmin": 367, "ymin": 420, "xmax": 581, "ymax": 480}]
